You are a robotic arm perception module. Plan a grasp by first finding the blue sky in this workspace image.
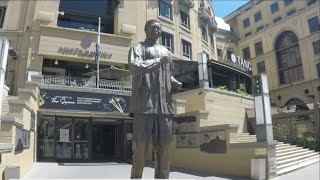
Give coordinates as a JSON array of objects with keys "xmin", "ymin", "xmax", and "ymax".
[{"xmin": 212, "ymin": 0, "xmax": 249, "ymax": 18}]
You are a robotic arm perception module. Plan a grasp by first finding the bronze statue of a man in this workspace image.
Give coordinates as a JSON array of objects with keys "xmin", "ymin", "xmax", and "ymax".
[{"xmin": 128, "ymin": 19, "xmax": 182, "ymax": 179}]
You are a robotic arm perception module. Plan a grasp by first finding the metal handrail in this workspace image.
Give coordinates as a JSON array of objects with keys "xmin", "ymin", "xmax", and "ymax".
[{"xmin": 41, "ymin": 75, "xmax": 132, "ymax": 91}]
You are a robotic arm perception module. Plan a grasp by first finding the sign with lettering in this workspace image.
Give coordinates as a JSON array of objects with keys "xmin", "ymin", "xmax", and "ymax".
[
  {"xmin": 231, "ymin": 54, "xmax": 252, "ymax": 71},
  {"xmin": 39, "ymin": 89, "xmax": 130, "ymax": 113},
  {"xmin": 58, "ymin": 47, "xmax": 112, "ymax": 59},
  {"xmin": 176, "ymin": 130, "xmax": 226, "ymax": 153},
  {"xmin": 173, "ymin": 116, "xmax": 197, "ymax": 133}
]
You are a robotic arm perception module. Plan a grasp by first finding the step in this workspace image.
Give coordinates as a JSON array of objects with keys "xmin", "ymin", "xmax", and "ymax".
[
  {"xmin": 276, "ymin": 143, "xmax": 292, "ymax": 147},
  {"xmin": 277, "ymin": 150, "xmax": 317, "ymax": 161},
  {"xmin": 238, "ymin": 139, "xmax": 257, "ymax": 142},
  {"xmin": 277, "ymin": 155, "xmax": 320, "ymax": 175},
  {"xmin": 277, "ymin": 152, "xmax": 319, "ymax": 166},
  {"xmin": 237, "ymin": 133, "xmax": 250, "ymax": 136},
  {"xmin": 276, "ymin": 146, "xmax": 303, "ymax": 154},
  {"xmin": 276, "ymin": 148, "xmax": 311, "ymax": 158},
  {"xmin": 276, "ymin": 144, "xmax": 296, "ymax": 150}
]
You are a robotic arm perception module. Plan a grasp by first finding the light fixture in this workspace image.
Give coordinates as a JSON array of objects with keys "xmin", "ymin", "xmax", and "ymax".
[
  {"xmin": 54, "ymin": 60, "xmax": 59, "ymax": 65},
  {"xmin": 57, "ymin": 11, "xmax": 64, "ymax": 16},
  {"xmin": 85, "ymin": 63, "xmax": 89, "ymax": 69}
]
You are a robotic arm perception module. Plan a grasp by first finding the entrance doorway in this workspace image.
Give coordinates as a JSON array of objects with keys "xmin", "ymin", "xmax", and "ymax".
[{"xmin": 92, "ymin": 124, "xmax": 116, "ymax": 160}]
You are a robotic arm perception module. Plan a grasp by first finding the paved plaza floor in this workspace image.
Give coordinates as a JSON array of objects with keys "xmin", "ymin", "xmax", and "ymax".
[{"xmin": 22, "ymin": 161, "xmax": 319, "ymax": 180}]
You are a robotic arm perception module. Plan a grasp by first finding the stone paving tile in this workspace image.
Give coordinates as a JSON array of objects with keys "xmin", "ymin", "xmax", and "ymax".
[{"xmin": 22, "ymin": 161, "xmax": 319, "ymax": 180}]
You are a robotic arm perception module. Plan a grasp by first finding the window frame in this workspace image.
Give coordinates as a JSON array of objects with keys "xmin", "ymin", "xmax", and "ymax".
[
  {"xmin": 313, "ymin": 40, "xmax": 320, "ymax": 55},
  {"xmin": 0, "ymin": 6, "xmax": 6, "ymax": 28},
  {"xmin": 217, "ymin": 48, "xmax": 222, "ymax": 60},
  {"xmin": 307, "ymin": 0, "xmax": 317, "ymax": 6},
  {"xmin": 201, "ymin": 25, "xmax": 208, "ymax": 42},
  {"xmin": 270, "ymin": 2, "xmax": 279, "ymax": 14},
  {"xmin": 254, "ymin": 11, "xmax": 262, "ymax": 22},
  {"xmin": 180, "ymin": 10, "xmax": 190, "ymax": 29},
  {"xmin": 284, "ymin": 0, "xmax": 294, "ymax": 6},
  {"xmin": 256, "ymin": 25, "xmax": 264, "ymax": 32},
  {"xmin": 273, "ymin": 16, "xmax": 282, "ymax": 23},
  {"xmin": 308, "ymin": 16, "xmax": 320, "ymax": 34},
  {"xmin": 287, "ymin": 9, "xmax": 296, "ymax": 17},
  {"xmin": 159, "ymin": 0, "xmax": 172, "ymax": 21},
  {"xmin": 257, "ymin": 61, "xmax": 266, "ymax": 74},
  {"xmin": 243, "ymin": 18, "xmax": 250, "ymax": 28},
  {"xmin": 317, "ymin": 63, "xmax": 320, "ymax": 78},
  {"xmin": 242, "ymin": 47, "xmax": 251, "ymax": 60},
  {"xmin": 181, "ymin": 39, "xmax": 192, "ymax": 59},
  {"xmin": 245, "ymin": 32, "xmax": 252, "ymax": 37},
  {"xmin": 160, "ymin": 31, "xmax": 174, "ymax": 53},
  {"xmin": 255, "ymin": 41, "xmax": 264, "ymax": 56}
]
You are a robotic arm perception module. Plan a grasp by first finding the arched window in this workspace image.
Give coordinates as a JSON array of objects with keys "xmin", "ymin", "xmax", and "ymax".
[{"xmin": 275, "ymin": 31, "xmax": 304, "ymax": 84}]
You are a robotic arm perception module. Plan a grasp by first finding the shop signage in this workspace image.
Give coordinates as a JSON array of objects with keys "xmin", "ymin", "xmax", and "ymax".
[
  {"xmin": 39, "ymin": 89, "xmax": 130, "ymax": 113},
  {"xmin": 231, "ymin": 54, "xmax": 252, "ymax": 71},
  {"xmin": 58, "ymin": 47, "xmax": 112, "ymax": 59}
]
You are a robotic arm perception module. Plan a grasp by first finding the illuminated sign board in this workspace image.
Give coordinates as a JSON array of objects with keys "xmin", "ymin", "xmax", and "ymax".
[{"xmin": 231, "ymin": 54, "xmax": 252, "ymax": 71}]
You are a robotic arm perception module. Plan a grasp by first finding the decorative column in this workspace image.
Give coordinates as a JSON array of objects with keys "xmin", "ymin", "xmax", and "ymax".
[
  {"xmin": 252, "ymin": 73, "xmax": 277, "ymax": 178},
  {"xmin": 198, "ymin": 52, "xmax": 209, "ymax": 88},
  {"xmin": 0, "ymin": 38, "xmax": 9, "ymax": 127}
]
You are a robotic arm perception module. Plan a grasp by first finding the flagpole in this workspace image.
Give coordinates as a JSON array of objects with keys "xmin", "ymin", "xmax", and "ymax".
[{"xmin": 96, "ymin": 17, "xmax": 101, "ymax": 88}]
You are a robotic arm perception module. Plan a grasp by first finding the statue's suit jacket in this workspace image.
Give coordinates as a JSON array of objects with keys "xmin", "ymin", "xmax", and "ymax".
[{"xmin": 128, "ymin": 40, "xmax": 178, "ymax": 115}]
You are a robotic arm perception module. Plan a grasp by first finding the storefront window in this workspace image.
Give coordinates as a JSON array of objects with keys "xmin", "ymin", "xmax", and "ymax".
[
  {"xmin": 38, "ymin": 116, "xmax": 55, "ymax": 158},
  {"xmin": 56, "ymin": 117, "xmax": 73, "ymax": 159},
  {"xmin": 73, "ymin": 119, "xmax": 89, "ymax": 160},
  {"xmin": 58, "ymin": 0, "xmax": 118, "ymax": 33}
]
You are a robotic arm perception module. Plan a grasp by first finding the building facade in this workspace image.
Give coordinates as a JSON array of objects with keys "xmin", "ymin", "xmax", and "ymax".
[
  {"xmin": 222, "ymin": 0, "xmax": 320, "ymax": 108},
  {"xmin": 0, "ymin": 0, "xmax": 225, "ymax": 176}
]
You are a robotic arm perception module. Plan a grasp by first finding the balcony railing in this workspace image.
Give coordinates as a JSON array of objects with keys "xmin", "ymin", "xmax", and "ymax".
[
  {"xmin": 41, "ymin": 75, "xmax": 132, "ymax": 91},
  {"xmin": 198, "ymin": 6, "xmax": 212, "ymax": 23},
  {"xmin": 178, "ymin": 0, "xmax": 194, "ymax": 8},
  {"xmin": 208, "ymin": 17, "xmax": 217, "ymax": 31}
]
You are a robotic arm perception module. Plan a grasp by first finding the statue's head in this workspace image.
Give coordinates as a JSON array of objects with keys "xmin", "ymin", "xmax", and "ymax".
[{"xmin": 144, "ymin": 19, "xmax": 161, "ymax": 43}]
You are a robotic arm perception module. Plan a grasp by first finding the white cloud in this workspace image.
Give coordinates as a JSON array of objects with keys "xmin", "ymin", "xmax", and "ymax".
[{"xmin": 215, "ymin": 17, "xmax": 230, "ymax": 31}]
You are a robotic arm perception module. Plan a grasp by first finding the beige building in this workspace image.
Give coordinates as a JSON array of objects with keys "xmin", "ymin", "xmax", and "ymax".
[
  {"xmin": 1, "ymin": 0, "xmax": 318, "ymax": 179},
  {"xmin": 220, "ymin": 0, "xmax": 320, "ymax": 108}
]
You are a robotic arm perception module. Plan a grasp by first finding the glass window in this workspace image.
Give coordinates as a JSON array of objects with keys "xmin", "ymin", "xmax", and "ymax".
[
  {"xmin": 317, "ymin": 63, "xmax": 320, "ymax": 77},
  {"xmin": 217, "ymin": 48, "xmax": 222, "ymax": 59},
  {"xmin": 242, "ymin": 47, "xmax": 251, "ymax": 60},
  {"xmin": 313, "ymin": 40, "xmax": 320, "ymax": 55},
  {"xmin": 173, "ymin": 61, "xmax": 198, "ymax": 91},
  {"xmin": 308, "ymin": 16, "xmax": 320, "ymax": 33},
  {"xmin": 255, "ymin": 41, "xmax": 263, "ymax": 56},
  {"xmin": 243, "ymin": 18, "xmax": 250, "ymax": 28},
  {"xmin": 227, "ymin": 50, "xmax": 233, "ymax": 60},
  {"xmin": 256, "ymin": 25, "xmax": 264, "ymax": 32},
  {"xmin": 210, "ymin": 35, "xmax": 214, "ymax": 49},
  {"xmin": 270, "ymin": 2, "xmax": 279, "ymax": 14},
  {"xmin": 287, "ymin": 9, "xmax": 296, "ymax": 17},
  {"xmin": 0, "ymin": 7, "xmax": 6, "ymax": 28},
  {"xmin": 58, "ymin": 0, "xmax": 117, "ymax": 33},
  {"xmin": 257, "ymin": 61, "xmax": 266, "ymax": 73},
  {"xmin": 273, "ymin": 16, "xmax": 282, "ymax": 23},
  {"xmin": 245, "ymin": 32, "xmax": 252, "ymax": 37},
  {"xmin": 284, "ymin": 0, "xmax": 294, "ymax": 6},
  {"xmin": 276, "ymin": 31, "xmax": 304, "ymax": 84},
  {"xmin": 159, "ymin": 0, "xmax": 172, "ymax": 20},
  {"xmin": 180, "ymin": 10, "xmax": 190, "ymax": 29},
  {"xmin": 160, "ymin": 31, "xmax": 174, "ymax": 53},
  {"xmin": 182, "ymin": 39, "xmax": 192, "ymax": 59},
  {"xmin": 201, "ymin": 26, "xmax": 207, "ymax": 41},
  {"xmin": 254, "ymin": 11, "xmax": 262, "ymax": 22},
  {"xmin": 307, "ymin": 0, "xmax": 317, "ymax": 6},
  {"xmin": 38, "ymin": 116, "xmax": 55, "ymax": 158}
]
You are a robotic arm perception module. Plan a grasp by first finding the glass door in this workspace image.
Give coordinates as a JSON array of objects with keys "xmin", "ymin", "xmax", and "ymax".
[
  {"xmin": 38, "ymin": 116, "xmax": 55, "ymax": 159},
  {"xmin": 73, "ymin": 119, "xmax": 89, "ymax": 160},
  {"xmin": 55, "ymin": 117, "xmax": 73, "ymax": 159}
]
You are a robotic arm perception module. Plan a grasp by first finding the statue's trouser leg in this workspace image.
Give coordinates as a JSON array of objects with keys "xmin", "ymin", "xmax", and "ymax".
[
  {"xmin": 130, "ymin": 114, "xmax": 154, "ymax": 179},
  {"xmin": 153, "ymin": 115, "xmax": 172, "ymax": 179}
]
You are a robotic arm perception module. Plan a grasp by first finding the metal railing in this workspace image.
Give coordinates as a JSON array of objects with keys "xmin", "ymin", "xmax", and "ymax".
[{"xmin": 41, "ymin": 75, "xmax": 132, "ymax": 91}]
